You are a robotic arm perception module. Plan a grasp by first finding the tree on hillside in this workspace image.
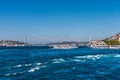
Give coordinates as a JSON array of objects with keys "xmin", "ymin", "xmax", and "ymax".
[{"xmin": 104, "ymin": 40, "xmax": 120, "ymax": 45}]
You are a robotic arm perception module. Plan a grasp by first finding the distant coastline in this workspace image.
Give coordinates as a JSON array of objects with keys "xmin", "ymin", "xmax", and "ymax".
[
  {"xmin": 0, "ymin": 32, "xmax": 120, "ymax": 49},
  {"xmin": 0, "ymin": 40, "xmax": 28, "ymax": 47}
]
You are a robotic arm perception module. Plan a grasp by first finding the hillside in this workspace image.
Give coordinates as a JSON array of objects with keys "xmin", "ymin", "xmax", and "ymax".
[{"xmin": 104, "ymin": 33, "xmax": 120, "ymax": 45}]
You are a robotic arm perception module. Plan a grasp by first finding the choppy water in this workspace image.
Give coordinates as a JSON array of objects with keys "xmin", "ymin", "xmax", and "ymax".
[{"xmin": 0, "ymin": 47, "xmax": 120, "ymax": 80}]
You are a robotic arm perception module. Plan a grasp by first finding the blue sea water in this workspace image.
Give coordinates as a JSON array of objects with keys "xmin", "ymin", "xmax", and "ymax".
[{"xmin": 0, "ymin": 46, "xmax": 120, "ymax": 80}]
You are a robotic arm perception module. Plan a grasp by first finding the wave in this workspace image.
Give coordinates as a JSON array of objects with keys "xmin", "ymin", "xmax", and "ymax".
[
  {"xmin": 74, "ymin": 54, "xmax": 103, "ymax": 60},
  {"xmin": 4, "ymin": 65, "xmax": 47, "ymax": 76},
  {"xmin": 73, "ymin": 59, "xmax": 86, "ymax": 62},
  {"xmin": 5, "ymin": 73, "xmax": 12, "ymax": 76},
  {"xmin": 24, "ymin": 64, "xmax": 32, "ymax": 67},
  {"xmin": 115, "ymin": 54, "xmax": 120, "ymax": 57},
  {"xmin": 52, "ymin": 58, "xmax": 67, "ymax": 64},
  {"xmin": 12, "ymin": 62, "xmax": 43, "ymax": 68},
  {"xmin": 28, "ymin": 66, "xmax": 40, "ymax": 73},
  {"xmin": 4, "ymin": 71, "xmax": 26, "ymax": 76},
  {"xmin": 74, "ymin": 53, "xmax": 120, "ymax": 60},
  {"xmin": 51, "ymin": 54, "xmax": 120, "ymax": 64},
  {"xmin": 28, "ymin": 65, "xmax": 47, "ymax": 73},
  {"xmin": 34, "ymin": 62, "xmax": 42, "ymax": 66},
  {"xmin": 51, "ymin": 57, "xmax": 87, "ymax": 64},
  {"xmin": 13, "ymin": 64, "xmax": 22, "ymax": 68},
  {"xmin": 12, "ymin": 64, "xmax": 30, "ymax": 68},
  {"xmin": 40, "ymin": 65, "xmax": 47, "ymax": 68}
]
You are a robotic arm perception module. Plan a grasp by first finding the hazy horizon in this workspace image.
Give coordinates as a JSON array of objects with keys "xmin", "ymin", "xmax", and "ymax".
[{"xmin": 0, "ymin": 0, "xmax": 120, "ymax": 43}]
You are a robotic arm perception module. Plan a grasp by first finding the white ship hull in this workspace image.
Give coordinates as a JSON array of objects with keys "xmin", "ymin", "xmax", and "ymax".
[
  {"xmin": 90, "ymin": 45, "xmax": 120, "ymax": 49},
  {"xmin": 52, "ymin": 45, "xmax": 78, "ymax": 49}
]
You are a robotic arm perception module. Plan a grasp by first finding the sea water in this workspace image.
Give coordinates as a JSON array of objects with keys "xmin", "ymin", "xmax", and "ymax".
[{"xmin": 0, "ymin": 47, "xmax": 120, "ymax": 80}]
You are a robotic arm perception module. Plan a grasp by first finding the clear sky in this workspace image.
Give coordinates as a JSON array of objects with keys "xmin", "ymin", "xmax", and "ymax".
[{"xmin": 0, "ymin": 0, "xmax": 120, "ymax": 43}]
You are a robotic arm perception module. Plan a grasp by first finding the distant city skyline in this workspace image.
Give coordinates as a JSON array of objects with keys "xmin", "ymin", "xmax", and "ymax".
[{"xmin": 0, "ymin": 0, "xmax": 120, "ymax": 43}]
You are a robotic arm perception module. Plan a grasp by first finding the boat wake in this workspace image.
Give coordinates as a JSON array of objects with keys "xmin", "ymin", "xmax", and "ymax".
[
  {"xmin": 3, "ymin": 62, "xmax": 47, "ymax": 77},
  {"xmin": 47, "ymin": 53, "xmax": 120, "ymax": 66}
]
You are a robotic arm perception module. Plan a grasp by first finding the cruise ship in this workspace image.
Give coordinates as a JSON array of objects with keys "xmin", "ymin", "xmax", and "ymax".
[{"xmin": 52, "ymin": 44, "xmax": 78, "ymax": 49}]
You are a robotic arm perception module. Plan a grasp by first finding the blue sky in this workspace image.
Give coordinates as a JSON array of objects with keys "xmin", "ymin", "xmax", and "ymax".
[{"xmin": 0, "ymin": 0, "xmax": 120, "ymax": 43}]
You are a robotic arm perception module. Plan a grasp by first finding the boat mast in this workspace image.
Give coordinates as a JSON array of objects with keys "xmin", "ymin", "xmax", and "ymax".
[
  {"xmin": 24, "ymin": 34, "xmax": 27, "ymax": 44},
  {"xmin": 89, "ymin": 36, "xmax": 91, "ymax": 45}
]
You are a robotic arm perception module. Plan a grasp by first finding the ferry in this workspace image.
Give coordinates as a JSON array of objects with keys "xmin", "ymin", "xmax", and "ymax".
[
  {"xmin": 52, "ymin": 44, "xmax": 78, "ymax": 49},
  {"xmin": 90, "ymin": 44, "xmax": 120, "ymax": 49},
  {"xmin": 109, "ymin": 45, "xmax": 120, "ymax": 49}
]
